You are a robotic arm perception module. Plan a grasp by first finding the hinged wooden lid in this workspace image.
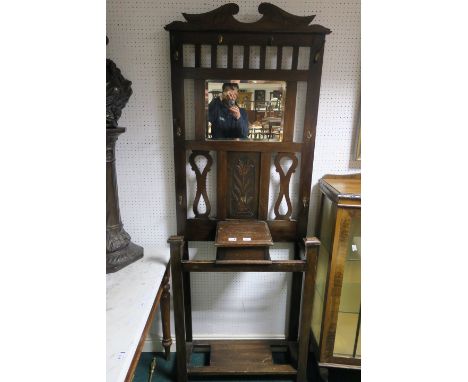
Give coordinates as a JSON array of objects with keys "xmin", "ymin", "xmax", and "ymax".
[
  {"xmin": 319, "ymin": 174, "xmax": 361, "ymax": 207},
  {"xmin": 215, "ymin": 220, "xmax": 273, "ymax": 247}
]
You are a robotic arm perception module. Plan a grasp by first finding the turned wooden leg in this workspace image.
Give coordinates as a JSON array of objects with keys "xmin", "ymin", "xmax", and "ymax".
[
  {"xmin": 161, "ymin": 265, "xmax": 172, "ymax": 360},
  {"xmin": 168, "ymin": 236, "xmax": 187, "ymax": 382}
]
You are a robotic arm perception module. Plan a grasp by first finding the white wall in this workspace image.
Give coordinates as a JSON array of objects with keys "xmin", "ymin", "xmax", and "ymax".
[{"xmin": 106, "ymin": 0, "xmax": 360, "ymax": 348}]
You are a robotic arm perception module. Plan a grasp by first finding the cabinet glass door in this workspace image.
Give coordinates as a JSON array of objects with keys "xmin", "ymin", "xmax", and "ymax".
[{"xmin": 333, "ymin": 209, "xmax": 361, "ymax": 358}]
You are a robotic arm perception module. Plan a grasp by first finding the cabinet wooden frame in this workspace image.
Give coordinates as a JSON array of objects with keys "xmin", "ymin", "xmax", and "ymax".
[
  {"xmin": 165, "ymin": 3, "xmax": 331, "ymax": 380},
  {"xmin": 311, "ymin": 174, "xmax": 361, "ymax": 370}
]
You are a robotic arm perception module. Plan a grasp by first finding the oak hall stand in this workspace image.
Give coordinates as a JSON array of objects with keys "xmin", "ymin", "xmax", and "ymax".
[{"xmin": 165, "ymin": 4, "xmax": 331, "ymax": 381}]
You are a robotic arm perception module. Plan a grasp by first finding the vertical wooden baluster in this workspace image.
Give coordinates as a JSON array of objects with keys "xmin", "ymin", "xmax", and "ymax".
[
  {"xmin": 168, "ymin": 236, "xmax": 187, "ymax": 382},
  {"xmin": 282, "ymin": 81, "xmax": 297, "ymax": 142},
  {"xmin": 211, "ymin": 44, "xmax": 216, "ymax": 68},
  {"xmin": 227, "ymin": 44, "xmax": 233, "ymax": 69},
  {"xmin": 292, "ymin": 46, "xmax": 299, "ymax": 70},
  {"xmin": 182, "ymin": 242, "xmax": 192, "ymax": 342},
  {"xmin": 260, "ymin": 45, "xmax": 266, "ymax": 69},
  {"xmin": 195, "ymin": 44, "xmax": 201, "ymax": 67},
  {"xmin": 194, "ymin": 80, "xmax": 206, "ymax": 140},
  {"xmin": 243, "ymin": 45, "xmax": 250, "ymax": 69},
  {"xmin": 277, "ymin": 46, "xmax": 283, "ymax": 70}
]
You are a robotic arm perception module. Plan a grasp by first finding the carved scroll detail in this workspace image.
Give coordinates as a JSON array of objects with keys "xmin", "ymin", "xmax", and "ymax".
[
  {"xmin": 232, "ymin": 157, "xmax": 256, "ymax": 217},
  {"xmin": 274, "ymin": 153, "xmax": 298, "ymax": 220},
  {"xmin": 189, "ymin": 151, "xmax": 213, "ymax": 218},
  {"xmin": 164, "ymin": 3, "xmax": 331, "ymax": 34}
]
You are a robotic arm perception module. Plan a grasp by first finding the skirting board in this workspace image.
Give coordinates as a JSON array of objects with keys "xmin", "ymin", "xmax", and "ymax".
[{"xmin": 143, "ymin": 334, "xmax": 286, "ymax": 352}]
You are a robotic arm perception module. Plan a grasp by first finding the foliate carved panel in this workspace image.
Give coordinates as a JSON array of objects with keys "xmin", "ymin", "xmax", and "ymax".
[
  {"xmin": 273, "ymin": 152, "xmax": 298, "ymax": 220},
  {"xmin": 228, "ymin": 152, "xmax": 260, "ymax": 219},
  {"xmin": 189, "ymin": 150, "xmax": 213, "ymax": 218}
]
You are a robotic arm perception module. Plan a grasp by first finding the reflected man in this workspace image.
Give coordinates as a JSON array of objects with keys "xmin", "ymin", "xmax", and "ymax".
[{"xmin": 208, "ymin": 83, "xmax": 249, "ymax": 139}]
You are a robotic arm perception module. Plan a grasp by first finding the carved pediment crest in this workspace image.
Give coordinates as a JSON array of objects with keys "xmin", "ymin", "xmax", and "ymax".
[{"xmin": 165, "ymin": 3, "xmax": 331, "ymax": 34}]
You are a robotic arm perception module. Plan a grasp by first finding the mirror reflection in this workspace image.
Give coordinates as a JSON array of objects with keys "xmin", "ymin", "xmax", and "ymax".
[{"xmin": 205, "ymin": 80, "xmax": 286, "ymax": 141}]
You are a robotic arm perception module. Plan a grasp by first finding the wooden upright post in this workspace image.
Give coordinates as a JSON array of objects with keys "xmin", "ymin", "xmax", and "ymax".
[
  {"xmin": 168, "ymin": 236, "xmax": 187, "ymax": 381},
  {"xmin": 296, "ymin": 237, "xmax": 320, "ymax": 381}
]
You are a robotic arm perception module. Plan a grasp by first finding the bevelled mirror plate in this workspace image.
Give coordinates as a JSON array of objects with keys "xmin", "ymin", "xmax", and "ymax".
[{"xmin": 205, "ymin": 80, "xmax": 286, "ymax": 141}]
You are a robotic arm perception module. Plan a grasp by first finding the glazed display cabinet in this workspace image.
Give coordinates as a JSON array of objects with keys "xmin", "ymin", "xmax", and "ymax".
[{"xmin": 311, "ymin": 174, "xmax": 361, "ymax": 370}]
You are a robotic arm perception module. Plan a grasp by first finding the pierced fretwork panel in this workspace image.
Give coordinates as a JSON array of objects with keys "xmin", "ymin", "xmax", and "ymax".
[
  {"xmin": 182, "ymin": 42, "xmax": 310, "ymax": 71},
  {"xmin": 216, "ymin": 45, "xmax": 228, "ymax": 68},
  {"xmin": 273, "ymin": 153, "xmax": 298, "ymax": 220},
  {"xmin": 297, "ymin": 47, "xmax": 311, "ymax": 70},
  {"xmin": 200, "ymin": 45, "xmax": 211, "ymax": 68},
  {"xmin": 228, "ymin": 152, "xmax": 260, "ymax": 219},
  {"xmin": 187, "ymin": 151, "xmax": 214, "ymax": 218},
  {"xmin": 232, "ymin": 45, "xmax": 244, "ymax": 68},
  {"xmin": 182, "ymin": 44, "xmax": 195, "ymax": 67},
  {"xmin": 268, "ymin": 153, "xmax": 301, "ymax": 221},
  {"xmin": 281, "ymin": 46, "xmax": 293, "ymax": 70},
  {"xmin": 265, "ymin": 46, "xmax": 277, "ymax": 69}
]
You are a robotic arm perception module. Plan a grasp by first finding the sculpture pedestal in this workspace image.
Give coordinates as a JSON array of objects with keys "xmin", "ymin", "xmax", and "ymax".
[{"xmin": 106, "ymin": 128, "xmax": 143, "ymax": 273}]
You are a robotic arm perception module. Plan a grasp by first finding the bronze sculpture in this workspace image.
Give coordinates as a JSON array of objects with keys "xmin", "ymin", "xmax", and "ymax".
[{"xmin": 106, "ymin": 37, "xmax": 143, "ymax": 273}]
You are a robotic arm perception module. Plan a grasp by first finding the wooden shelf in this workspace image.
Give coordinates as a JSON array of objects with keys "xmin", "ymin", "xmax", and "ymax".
[
  {"xmin": 187, "ymin": 340, "xmax": 298, "ymax": 376},
  {"xmin": 181, "ymin": 259, "xmax": 306, "ymax": 272}
]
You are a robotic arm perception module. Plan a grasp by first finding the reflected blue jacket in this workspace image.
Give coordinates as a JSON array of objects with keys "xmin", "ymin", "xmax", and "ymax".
[{"xmin": 208, "ymin": 98, "xmax": 249, "ymax": 139}]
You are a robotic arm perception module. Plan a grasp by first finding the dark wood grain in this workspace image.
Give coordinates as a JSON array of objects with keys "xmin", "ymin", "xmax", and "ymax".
[
  {"xmin": 160, "ymin": 267, "xmax": 172, "ymax": 360},
  {"xmin": 168, "ymin": 236, "xmax": 187, "ymax": 381},
  {"xmin": 186, "ymin": 140, "xmax": 302, "ymax": 152},
  {"xmin": 182, "ymin": 241, "xmax": 192, "ymax": 342},
  {"xmin": 215, "ymin": 220, "xmax": 273, "ymax": 246},
  {"xmin": 260, "ymin": 45, "xmax": 266, "ymax": 69},
  {"xmin": 169, "ymin": 32, "xmax": 188, "ymax": 236},
  {"xmin": 297, "ymin": 36, "xmax": 326, "ymax": 239},
  {"xmin": 227, "ymin": 44, "xmax": 233, "ymax": 68},
  {"xmin": 175, "ymin": 31, "xmax": 321, "ymax": 48},
  {"xmin": 216, "ymin": 151, "xmax": 227, "ymax": 220},
  {"xmin": 282, "ymin": 81, "xmax": 297, "ymax": 142},
  {"xmin": 166, "ymin": 4, "xmax": 330, "ymax": 379},
  {"xmin": 179, "ymin": 67, "xmax": 310, "ymax": 81},
  {"xmin": 181, "ymin": 259, "xmax": 306, "ymax": 272},
  {"xmin": 211, "ymin": 44, "xmax": 216, "ymax": 68},
  {"xmin": 292, "ymin": 46, "xmax": 299, "ymax": 70},
  {"xmin": 319, "ymin": 173, "xmax": 361, "ymax": 207},
  {"xmin": 194, "ymin": 79, "xmax": 206, "ymax": 140},
  {"xmin": 296, "ymin": 237, "xmax": 320, "ymax": 381},
  {"xmin": 188, "ymin": 340, "xmax": 297, "ymax": 376},
  {"xmin": 195, "ymin": 44, "xmax": 201, "ymax": 67},
  {"xmin": 165, "ymin": 3, "xmax": 331, "ymax": 34},
  {"xmin": 185, "ymin": 218, "xmax": 297, "ymax": 242},
  {"xmin": 258, "ymin": 152, "xmax": 271, "ymax": 220},
  {"xmin": 288, "ymin": 242, "xmax": 303, "ymax": 342},
  {"xmin": 228, "ymin": 152, "xmax": 260, "ymax": 219},
  {"xmin": 277, "ymin": 46, "xmax": 283, "ymax": 69},
  {"xmin": 243, "ymin": 45, "xmax": 250, "ymax": 69}
]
